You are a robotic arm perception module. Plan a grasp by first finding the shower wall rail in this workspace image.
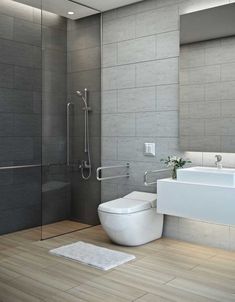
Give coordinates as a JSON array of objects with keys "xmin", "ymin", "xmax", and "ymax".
[
  {"xmin": 96, "ymin": 163, "xmax": 130, "ymax": 181},
  {"xmin": 144, "ymin": 169, "xmax": 171, "ymax": 186}
]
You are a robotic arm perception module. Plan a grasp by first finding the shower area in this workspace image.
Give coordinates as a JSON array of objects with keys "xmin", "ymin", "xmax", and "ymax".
[{"xmin": 0, "ymin": 0, "xmax": 101, "ymax": 240}]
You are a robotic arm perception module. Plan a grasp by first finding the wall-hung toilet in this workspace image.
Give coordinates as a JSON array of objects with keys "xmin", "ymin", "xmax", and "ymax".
[{"xmin": 98, "ymin": 191, "xmax": 164, "ymax": 246}]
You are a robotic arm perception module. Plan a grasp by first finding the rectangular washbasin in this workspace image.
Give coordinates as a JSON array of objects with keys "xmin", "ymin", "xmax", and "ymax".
[{"xmin": 177, "ymin": 166, "xmax": 235, "ymax": 186}]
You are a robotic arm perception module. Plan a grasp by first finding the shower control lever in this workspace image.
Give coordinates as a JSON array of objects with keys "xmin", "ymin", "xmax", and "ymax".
[
  {"xmin": 82, "ymin": 106, "xmax": 92, "ymax": 111},
  {"xmin": 79, "ymin": 160, "xmax": 91, "ymax": 169}
]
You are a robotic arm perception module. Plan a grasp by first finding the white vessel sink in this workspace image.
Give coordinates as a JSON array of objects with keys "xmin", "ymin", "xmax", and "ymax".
[{"xmin": 177, "ymin": 166, "xmax": 235, "ymax": 186}]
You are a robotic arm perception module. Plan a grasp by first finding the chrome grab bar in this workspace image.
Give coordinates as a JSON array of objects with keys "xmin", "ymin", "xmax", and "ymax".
[
  {"xmin": 0, "ymin": 164, "xmax": 41, "ymax": 171},
  {"xmin": 144, "ymin": 168, "xmax": 171, "ymax": 186},
  {"xmin": 96, "ymin": 163, "xmax": 130, "ymax": 181},
  {"xmin": 67, "ymin": 102, "xmax": 73, "ymax": 166}
]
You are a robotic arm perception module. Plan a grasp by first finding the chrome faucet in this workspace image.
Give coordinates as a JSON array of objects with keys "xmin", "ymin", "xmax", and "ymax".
[{"xmin": 215, "ymin": 154, "xmax": 222, "ymax": 169}]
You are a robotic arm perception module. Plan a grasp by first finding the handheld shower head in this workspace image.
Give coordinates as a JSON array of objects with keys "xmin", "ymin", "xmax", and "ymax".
[
  {"xmin": 76, "ymin": 90, "xmax": 83, "ymax": 97},
  {"xmin": 76, "ymin": 90, "xmax": 88, "ymax": 109}
]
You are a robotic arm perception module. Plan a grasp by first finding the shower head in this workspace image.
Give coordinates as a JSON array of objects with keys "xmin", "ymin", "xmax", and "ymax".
[
  {"xmin": 76, "ymin": 89, "xmax": 88, "ymax": 109},
  {"xmin": 76, "ymin": 88, "xmax": 88, "ymax": 97},
  {"xmin": 76, "ymin": 90, "xmax": 83, "ymax": 97}
]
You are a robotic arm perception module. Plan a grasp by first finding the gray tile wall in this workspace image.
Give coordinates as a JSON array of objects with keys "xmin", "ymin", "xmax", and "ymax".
[
  {"xmin": 42, "ymin": 10, "xmax": 67, "ymax": 166},
  {"xmin": 101, "ymin": 0, "xmax": 235, "ymax": 250},
  {"xmin": 0, "ymin": 0, "xmax": 42, "ymax": 235},
  {"xmin": 180, "ymin": 37, "xmax": 235, "ymax": 152},
  {"xmin": 67, "ymin": 15, "xmax": 101, "ymax": 225}
]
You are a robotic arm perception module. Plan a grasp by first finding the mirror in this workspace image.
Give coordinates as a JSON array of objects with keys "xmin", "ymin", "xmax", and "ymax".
[{"xmin": 179, "ymin": 3, "xmax": 235, "ymax": 152}]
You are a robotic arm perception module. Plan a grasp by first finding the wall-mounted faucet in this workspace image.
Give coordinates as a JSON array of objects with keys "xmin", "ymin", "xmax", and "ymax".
[{"xmin": 215, "ymin": 154, "xmax": 222, "ymax": 169}]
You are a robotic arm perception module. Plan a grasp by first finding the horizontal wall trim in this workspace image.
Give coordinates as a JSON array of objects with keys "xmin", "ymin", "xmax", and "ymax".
[{"xmin": 0, "ymin": 164, "xmax": 41, "ymax": 170}]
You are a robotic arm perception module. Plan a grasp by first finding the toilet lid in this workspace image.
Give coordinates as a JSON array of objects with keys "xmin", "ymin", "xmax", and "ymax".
[
  {"xmin": 98, "ymin": 198, "xmax": 152, "ymax": 214},
  {"xmin": 124, "ymin": 191, "xmax": 157, "ymax": 207}
]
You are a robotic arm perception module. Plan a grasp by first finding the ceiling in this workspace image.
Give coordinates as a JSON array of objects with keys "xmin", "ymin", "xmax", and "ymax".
[
  {"xmin": 14, "ymin": 0, "xmax": 143, "ymax": 19},
  {"xmin": 73, "ymin": 0, "xmax": 143, "ymax": 12}
]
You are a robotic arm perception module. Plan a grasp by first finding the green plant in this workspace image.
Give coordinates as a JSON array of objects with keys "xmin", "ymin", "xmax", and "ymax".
[{"xmin": 161, "ymin": 156, "xmax": 191, "ymax": 179}]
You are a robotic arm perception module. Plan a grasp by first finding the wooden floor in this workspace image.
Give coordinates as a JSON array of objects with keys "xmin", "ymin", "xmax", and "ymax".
[{"xmin": 0, "ymin": 225, "xmax": 235, "ymax": 302}]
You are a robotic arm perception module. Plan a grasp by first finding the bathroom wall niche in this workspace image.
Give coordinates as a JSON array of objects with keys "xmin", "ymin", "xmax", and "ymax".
[{"xmin": 179, "ymin": 3, "xmax": 235, "ymax": 152}]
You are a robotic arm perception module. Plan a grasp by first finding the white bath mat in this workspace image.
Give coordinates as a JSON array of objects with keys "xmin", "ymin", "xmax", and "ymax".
[{"xmin": 49, "ymin": 241, "xmax": 136, "ymax": 271}]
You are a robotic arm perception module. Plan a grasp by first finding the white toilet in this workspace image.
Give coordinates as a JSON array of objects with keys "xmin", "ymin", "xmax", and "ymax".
[{"xmin": 98, "ymin": 191, "xmax": 164, "ymax": 246}]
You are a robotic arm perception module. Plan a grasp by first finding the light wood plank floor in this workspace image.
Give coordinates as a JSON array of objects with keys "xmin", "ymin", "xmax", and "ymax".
[{"xmin": 0, "ymin": 225, "xmax": 235, "ymax": 302}]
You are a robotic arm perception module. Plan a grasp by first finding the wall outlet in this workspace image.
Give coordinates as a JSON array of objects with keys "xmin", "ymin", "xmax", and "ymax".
[{"xmin": 144, "ymin": 143, "xmax": 155, "ymax": 157}]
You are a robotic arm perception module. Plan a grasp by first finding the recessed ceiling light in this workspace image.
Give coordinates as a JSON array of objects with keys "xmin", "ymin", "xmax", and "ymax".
[{"xmin": 68, "ymin": 11, "xmax": 74, "ymax": 15}]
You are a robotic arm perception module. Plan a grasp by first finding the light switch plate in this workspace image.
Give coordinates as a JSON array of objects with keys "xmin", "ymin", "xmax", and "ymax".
[{"xmin": 144, "ymin": 143, "xmax": 155, "ymax": 156}]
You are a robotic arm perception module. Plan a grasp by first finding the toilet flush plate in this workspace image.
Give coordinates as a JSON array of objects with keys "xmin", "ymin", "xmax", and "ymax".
[{"xmin": 144, "ymin": 143, "xmax": 155, "ymax": 157}]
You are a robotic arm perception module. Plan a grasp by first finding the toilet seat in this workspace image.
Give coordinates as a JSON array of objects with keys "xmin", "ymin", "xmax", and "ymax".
[
  {"xmin": 98, "ymin": 191, "xmax": 157, "ymax": 214},
  {"xmin": 98, "ymin": 198, "xmax": 152, "ymax": 214}
]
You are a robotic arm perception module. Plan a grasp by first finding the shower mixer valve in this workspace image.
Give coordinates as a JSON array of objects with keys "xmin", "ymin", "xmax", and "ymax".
[{"xmin": 79, "ymin": 160, "xmax": 91, "ymax": 169}]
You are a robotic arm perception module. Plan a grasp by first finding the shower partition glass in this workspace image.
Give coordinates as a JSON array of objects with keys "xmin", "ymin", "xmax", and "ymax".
[
  {"xmin": 41, "ymin": 0, "xmax": 101, "ymax": 239},
  {"xmin": 0, "ymin": 0, "xmax": 42, "ymax": 240},
  {"xmin": 0, "ymin": 0, "xmax": 101, "ymax": 241}
]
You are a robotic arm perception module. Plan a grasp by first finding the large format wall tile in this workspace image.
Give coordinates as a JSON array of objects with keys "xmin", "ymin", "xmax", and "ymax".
[
  {"xmin": 156, "ymin": 31, "xmax": 179, "ymax": 59},
  {"xmin": 136, "ymin": 57, "xmax": 178, "ymax": 86},
  {"xmin": 68, "ymin": 47, "xmax": 100, "ymax": 72},
  {"xmin": 221, "ymin": 62, "xmax": 235, "ymax": 81},
  {"xmin": 102, "ymin": 43, "xmax": 117, "ymax": 67},
  {"xmin": 14, "ymin": 18, "xmax": 41, "ymax": 46},
  {"xmin": 0, "ymin": 38, "xmax": 40, "ymax": 68},
  {"xmin": 135, "ymin": 5, "xmax": 178, "ymax": 37},
  {"xmin": 103, "ymin": 15, "xmax": 135, "ymax": 44},
  {"xmin": 117, "ymin": 36, "xmax": 156, "ymax": 64},
  {"xmin": 180, "ymin": 65, "xmax": 220, "ymax": 85},
  {"xmin": 0, "ymin": 137, "xmax": 34, "ymax": 163},
  {"xmin": 43, "ymin": 49, "xmax": 67, "ymax": 73},
  {"xmin": 103, "ymin": 65, "xmax": 136, "ymax": 90},
  {"xmin": 0, "ymin": 13, "xmax": 13, "ymax": 39},
  {"xmin": 0, "ymin": 205, "xmax": 41, "ymax": 235},
  {"xmin": 117, "ymin": 87, "xmax": 155, "ymax": 113},
  {"xmin": 102, "ymin": 113, "xmax": 135, "ymax": 137},
  {"xmin": 42, "ymin": 26, "xmax": 67, "ymax": 52},
  {"xmin": 102, "ymin": 90, "xmax": 117, "ymax": 113},
  {"xmin": 156, "ymin": 84, "xmax": 178, "ymax": 111},
  {"xmin": 102, "ymin": 137, "xmax": 118, "ymax": 160},
  {"xmin": 68, "ymin": 68, "xmax": 101, "ymax": 92},
  {"xmin": 136, "ymin": 111, "xmax": 178, "ymax": 137},
  {"xmin": 14, "ymin": 66, "xmax": 41, "ymax": 91},
  {"xmin": 68, "ymin": 24, "xmax": 100, "ymax": 51},
  {"xmin": 0, "ymin": 88, "xmax": 34, "ymax": 113},
  {"xmin": 0, "ymin": 113, "xmax": 14, "ymax": 136},
  {"xmin": 0, "ymin": 63, "xmax": 14, "ymax": 89}
]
